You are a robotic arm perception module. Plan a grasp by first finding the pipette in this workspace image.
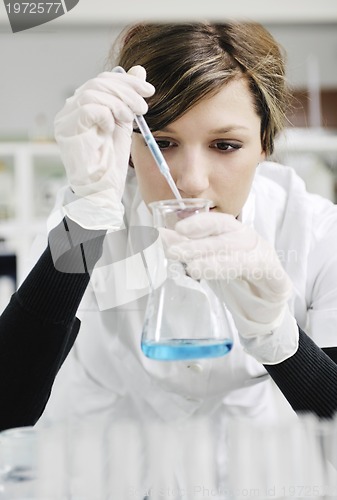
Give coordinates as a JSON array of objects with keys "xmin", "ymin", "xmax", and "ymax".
[{"xmin": 112, "ymin": 66, "xmax": 183, "ymax": 202}]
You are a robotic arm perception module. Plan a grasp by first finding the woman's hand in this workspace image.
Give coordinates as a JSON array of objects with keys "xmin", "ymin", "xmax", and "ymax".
[
  {"xmin": 54, "ymin": 66, "xmax": 155, "ymax": 230},
  {"xmin": 162, "ymin": 212, "xmax": 299, "ymax": 364}
]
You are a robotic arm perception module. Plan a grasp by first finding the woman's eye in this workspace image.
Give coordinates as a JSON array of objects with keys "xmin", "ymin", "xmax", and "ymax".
[
  {"xmin": 211, "ymin": 141, "xmax": 242, "ymax": 152},
  {"xmin": 154, "ymin": 139, "xmax": 174, "ymax": 150}
]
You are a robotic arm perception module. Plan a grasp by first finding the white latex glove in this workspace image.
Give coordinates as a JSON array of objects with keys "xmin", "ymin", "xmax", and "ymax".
[
  {"xmin": 163, "ymin": 212, "xmax": 299, "ymax": 364},
  {"xmin": 54, "ymin": 66, "xmax": 155, "ymax": 230}
]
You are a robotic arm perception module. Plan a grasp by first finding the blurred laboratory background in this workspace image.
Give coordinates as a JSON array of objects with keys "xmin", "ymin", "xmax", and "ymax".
[{"xmin": 0, "ymin": 16, "xmax": 336, "ymax": 311}]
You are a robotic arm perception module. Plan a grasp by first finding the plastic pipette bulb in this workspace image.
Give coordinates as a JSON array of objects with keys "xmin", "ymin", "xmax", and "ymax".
[{"xmin": 112, "ymin": 66, "xmax": 183, "ymax": 202}]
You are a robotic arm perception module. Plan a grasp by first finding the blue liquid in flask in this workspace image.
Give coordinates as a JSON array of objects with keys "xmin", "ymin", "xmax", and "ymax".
[{"xmin": 141, "ymin": 338, "xmax": 233, "ymax": 361}]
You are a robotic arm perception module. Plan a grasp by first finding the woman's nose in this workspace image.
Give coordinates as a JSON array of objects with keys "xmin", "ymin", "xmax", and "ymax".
[{"xmin": 174, "ymin": 154, "xmax": 210, "ymax": 197}]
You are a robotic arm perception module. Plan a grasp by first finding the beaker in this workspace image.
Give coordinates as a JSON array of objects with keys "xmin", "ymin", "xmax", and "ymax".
[
  {"xmin": 141, "ymin": 198, "xmax": 233, "ymax": 361},
  {"xmin": 0, "ymin": 426, "xmax": 37, "ymax": 498}
]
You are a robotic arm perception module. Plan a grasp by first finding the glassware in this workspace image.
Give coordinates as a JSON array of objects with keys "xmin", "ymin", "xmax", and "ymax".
[
  {"xmin": 0, "ymin": 426, "xmax": 37, "ymax": 499},
  {"xmin": 141, "ymin": 198, "xmax": 233, "ymax": 361}
]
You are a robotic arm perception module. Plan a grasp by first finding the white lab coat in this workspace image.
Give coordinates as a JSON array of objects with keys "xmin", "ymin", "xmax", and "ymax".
[{"xmin": 37, "ymin": 161, "xmax": 337, "ymax": 427}]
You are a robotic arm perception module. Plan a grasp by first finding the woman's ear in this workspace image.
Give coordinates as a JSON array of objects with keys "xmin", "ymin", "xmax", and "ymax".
[
  {"xmin": 260, "ymin": 129, "xmax": 268, "ymax": 160},
  {"xmin": 259, "ymin": 139, "xmax": 267, "ymax": 162}
]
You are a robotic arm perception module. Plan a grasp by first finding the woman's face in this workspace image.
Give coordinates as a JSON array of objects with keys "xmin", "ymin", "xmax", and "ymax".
[{"xmin": 131, "ymin": 77, "xmax": 266, "ymax": 217}]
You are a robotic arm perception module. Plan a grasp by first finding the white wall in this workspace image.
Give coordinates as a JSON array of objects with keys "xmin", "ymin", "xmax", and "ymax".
[
  {"xmin": 0, "ymin": 25, "xmax": 124, "ymax": 139},
  {"xmin": 1, "ymin": 0, "xmax": 336, "ymax": 24},
  {"xmin": 266, "ymin": 23, "xmax": 337, "ymax": 89}
]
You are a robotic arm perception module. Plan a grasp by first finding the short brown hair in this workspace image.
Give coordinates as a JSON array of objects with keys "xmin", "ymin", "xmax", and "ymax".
[{"xmin": 108, "ymin": 22, "xmax": 291, "ymax": 156}]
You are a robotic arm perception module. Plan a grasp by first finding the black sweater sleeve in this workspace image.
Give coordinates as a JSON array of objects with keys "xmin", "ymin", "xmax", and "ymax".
[
  {"xmin": 264, "ymin": 327, "xmax": 337, "ymax": 419},
  {"xmin": 0, "ymin": 218, "xmax": 105, "ymax": 431}
]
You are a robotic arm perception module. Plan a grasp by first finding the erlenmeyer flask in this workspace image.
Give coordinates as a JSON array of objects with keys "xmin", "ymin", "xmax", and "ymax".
[{"xmin": 141, "ymin": 198, "xmax": 233, "ymax": 361}]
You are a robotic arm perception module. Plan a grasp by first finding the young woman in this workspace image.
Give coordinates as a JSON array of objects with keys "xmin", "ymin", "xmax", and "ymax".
[
  {"xmin": 1, "ymin": 22, "xmax": 337, "ymax": 433},
  {"xmin": 43, "ymin": 21, "xmax": 337, "ymax": 424}
]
